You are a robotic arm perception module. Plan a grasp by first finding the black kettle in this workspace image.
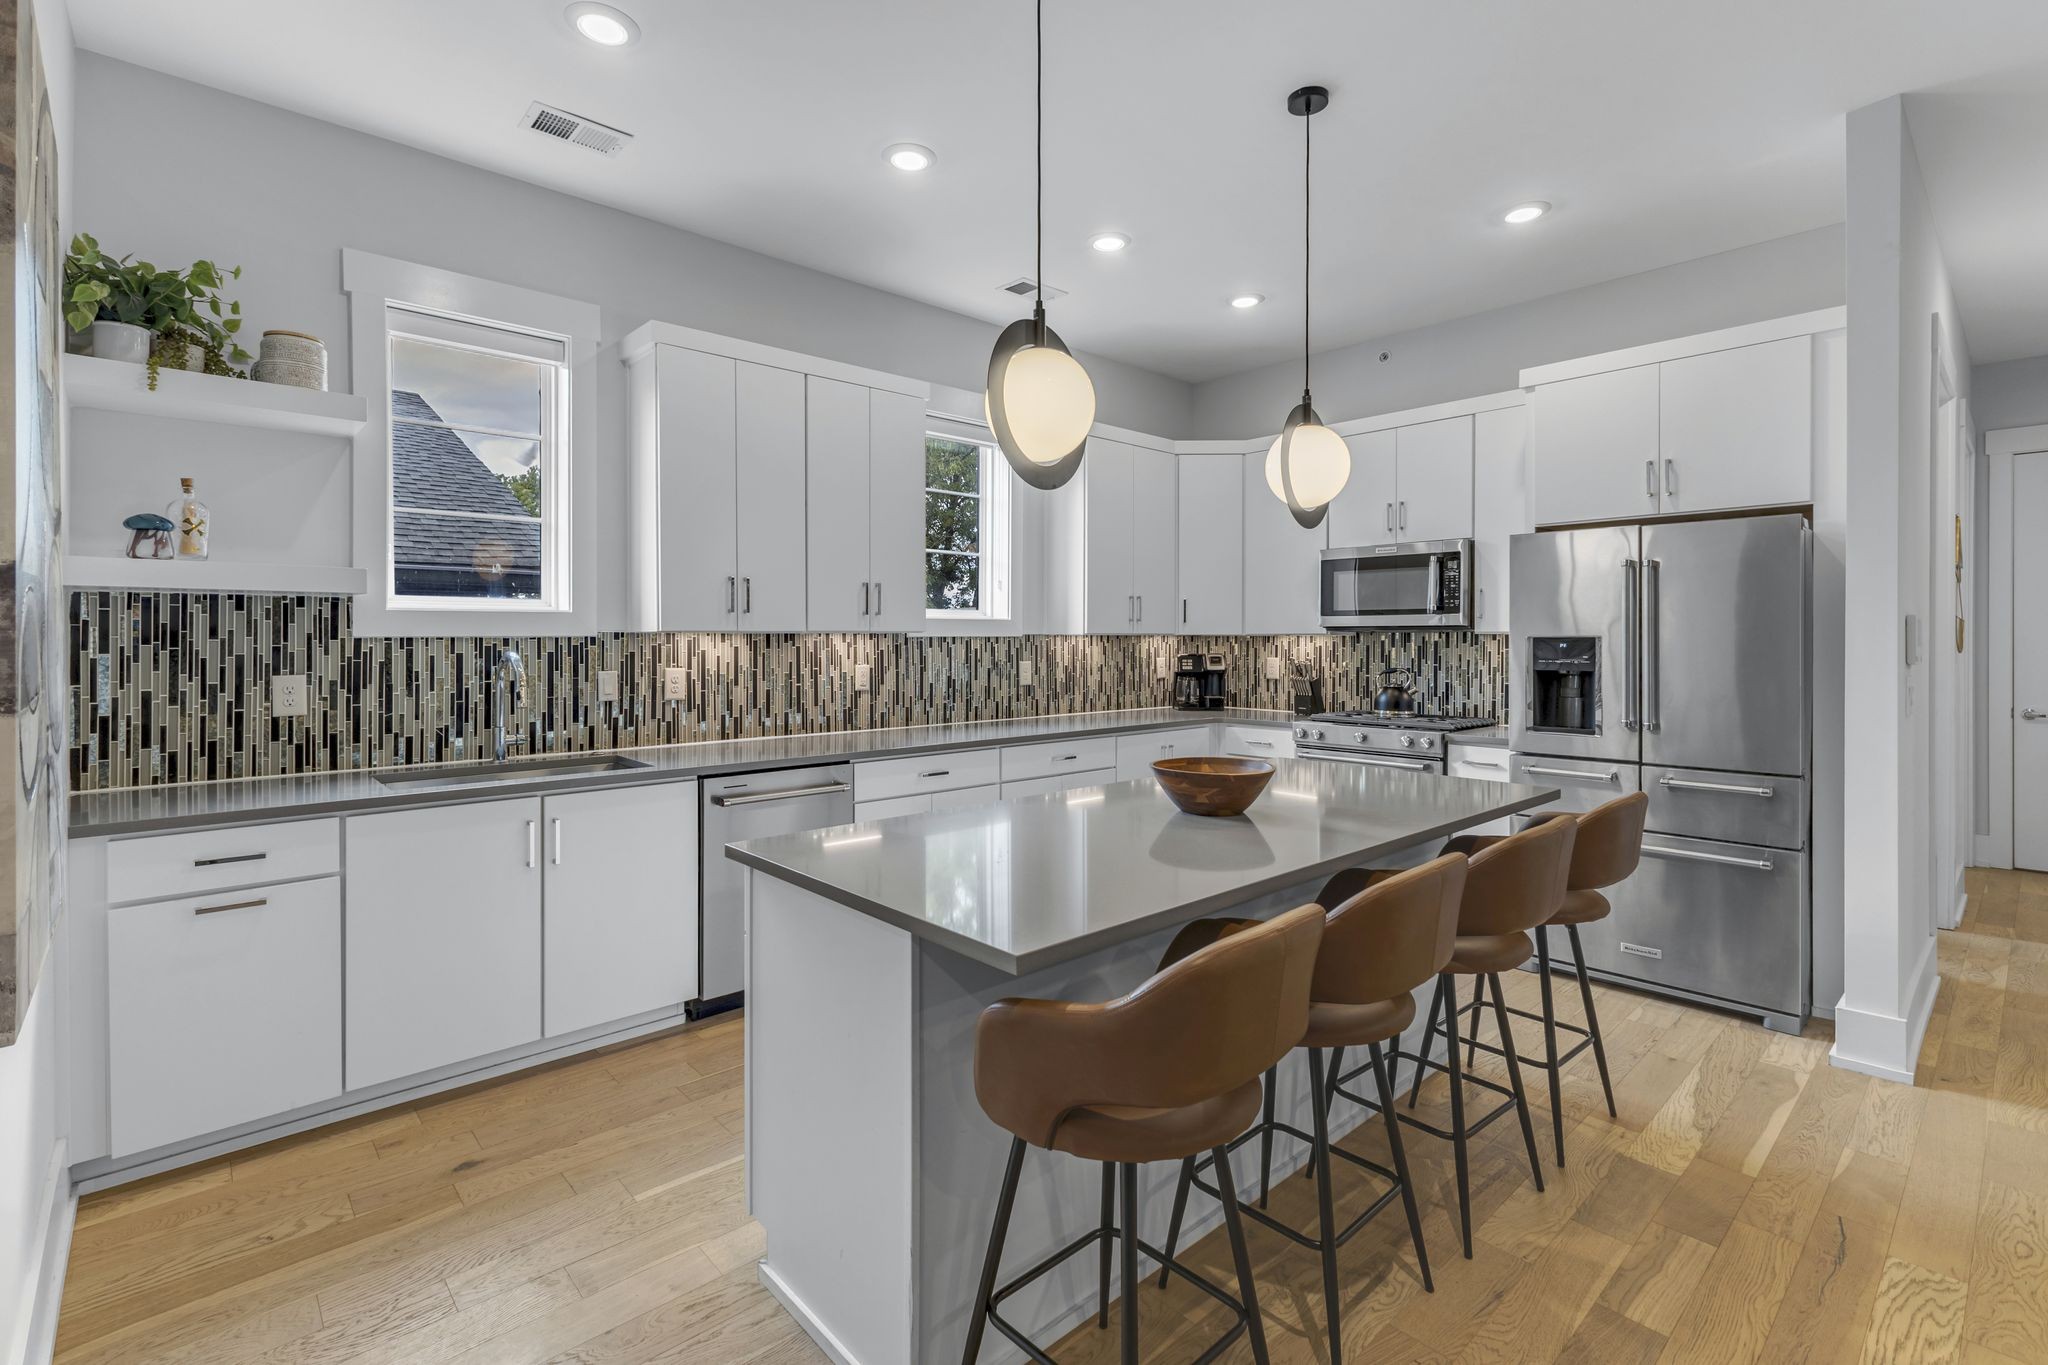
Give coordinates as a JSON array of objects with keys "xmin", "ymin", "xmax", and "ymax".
[{"xmin": 1373, "ymin": 666, "xmax": 1418, "ymax": 715}]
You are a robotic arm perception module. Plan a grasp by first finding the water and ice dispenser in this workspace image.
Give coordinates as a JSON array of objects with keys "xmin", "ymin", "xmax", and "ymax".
[{"xmin": 1529, "ymin": 637, "xmax": 1599, "ymax": 733}]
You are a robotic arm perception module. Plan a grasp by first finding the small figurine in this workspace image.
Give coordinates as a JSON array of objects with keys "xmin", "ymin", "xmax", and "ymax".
[{"xmin": 123, "ymin": 512, "xmax": 175, "ymax": 560}]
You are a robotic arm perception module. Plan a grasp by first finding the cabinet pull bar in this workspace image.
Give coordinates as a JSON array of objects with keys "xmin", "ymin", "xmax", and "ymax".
[
  {"xmin": 710, "ymin": 782, "xmax": 852, "ymax": 807},
  {"xmin": 874, "ymin": 582, "xmax": 882, "ymax": 616},
  {"xmin": 743, "ymin": 577, "xmax": 752, "ymax": 613},
  {"xmin": 192, "ymin": 852, "xmax": 267, "ymax": 867},
  {"xmin": 918, "ymin": 769, "xmax": 950, "ymax": 779},
  {"xmin": 1645, "ymin": 459, "xmax": 1656, "ymax": 498},
  {"xmin": 551, "ymin": 817, "xmax": 563, "ymax": 865},
  {"xmin": 726, "ymin": 576, "xmax": 736, "ymax": 612},
  {"xmin": 194, "ymin": 897, "xmax": 268, "ymax": 916},
  {"xmin": 1522, "ymin": 764, "xmax": 1620, "ymax": 783},
  {"xmin": 1459, "ymin": 757, "xmax": 1506, "ymax": 769},
  {"xmin": 1658, "ymin": 776, "xmax": 1775, "ymax": 798},
  {"xmin": 1182, "ymin": 598, "xmax": 1188, "ymax": 624},
  {"xmin": 861, "ymin": 582, "xmax": 870, "ymax": 616},
  {"xmin": 1664, "ymin": 459, "xmax": 1677, "ymax": 497},
  {"xmin": 1642, "ymin": 844, "xmax": 1774, "ymax": 872},
  {"xmin": 526, "ymin": 820, "xmax": 537, "ymax": 869}
]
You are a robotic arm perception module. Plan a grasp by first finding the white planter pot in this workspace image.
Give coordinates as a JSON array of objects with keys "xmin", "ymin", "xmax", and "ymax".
[{"xmin": 91, "ymin": 320, "xmax": 150, "ymax": 365}]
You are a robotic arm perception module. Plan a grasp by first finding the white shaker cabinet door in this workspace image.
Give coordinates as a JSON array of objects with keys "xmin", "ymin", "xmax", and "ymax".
[
  {"xmin": 1083, "ymin": 438, "xmax": 1137, "ymax": 634},
  {"xmin": 1130, "ymin": 446, "xmax": 1178, "ymax": 632},
  {"xmin": 867, "ymin": 387, "xmax": 929, "ymax": 633},
  {"xmin": 1327, "ymin": 428, "xmax": 1397, "ymax": 549},
  {"xmin": 805, "ymin": 375, "xmax": 873, "ymax": 633},
  {"xmin": 648, "ymin": 347, "xmax": 739, "ymax": 630},
  {"xmin": 1395, "ymin": 415, "xmax": 1474, "ymax": 544},
  {"xmin": 542, "ymin": 783, "xmax": 698, "ymax": 1038},
  {"xmin": 1656, "ymin": 336, "xmax": 1812, "ymax": 515},
  {"xmin": 735, "ymin": 361, "xmax": 809, "ymax": 633},
  {"xmin": 345, "ymin": 799, "xmax": 543, "ymax": 1091},
  {"xmin": 1241, "ymin": 453, "xmax": 1327, "ymax": 635},
  {"xmin": 1471, "ymin": 405, "xmax": 1529, "ymax": 634},
  {"xmin": 1530, "ymin": 365, "xmax": 1660, "ymax": 527},
  {"xmin": 1176, "ymin": 452, "xmax": 1243, "ymax": 635}
]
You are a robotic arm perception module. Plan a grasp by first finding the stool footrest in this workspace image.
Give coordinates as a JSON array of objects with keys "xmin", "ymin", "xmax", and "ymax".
[
  {"xmin": 987, "ymin": 1220, "xmax": 1251, "ymax": 1365},
  {"xmin": 1186, "ymin": 1124, "xmax": 1406, "ymax": 1254}
]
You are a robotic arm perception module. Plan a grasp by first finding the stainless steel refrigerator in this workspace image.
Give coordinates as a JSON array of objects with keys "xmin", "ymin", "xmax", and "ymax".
[{"xmin": 1508, "ymin": 513, "xmax": 1811, "ymax": 1031}]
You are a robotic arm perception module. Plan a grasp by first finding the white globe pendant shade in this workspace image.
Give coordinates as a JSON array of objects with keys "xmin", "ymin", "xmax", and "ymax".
[
  {"xmin": 1266, "ymin": 415, "xmax": 1350, "ymax": 514},
  {"xmin": 991, "ymin": 344, "xmax": 1096, "ymax": 465}
]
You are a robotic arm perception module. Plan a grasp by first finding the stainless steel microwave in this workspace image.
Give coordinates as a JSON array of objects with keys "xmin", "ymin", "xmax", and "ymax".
[{"xmin": 1319, "ymin": 538, "xmax": 1473, "ymax": 629}]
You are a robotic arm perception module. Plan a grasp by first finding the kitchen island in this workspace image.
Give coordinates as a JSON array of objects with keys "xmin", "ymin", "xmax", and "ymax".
[{"xmin": 727, "ymin": 758, "xmax": 1556, "ymax": 1365}]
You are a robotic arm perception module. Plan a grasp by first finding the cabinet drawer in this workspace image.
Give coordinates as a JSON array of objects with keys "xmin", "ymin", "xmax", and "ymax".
[
  {"xmin": 109, "ymin": 877, "xmax": 342, "ymax": 1156},
  {"xmin": 1644, "ymin": 766, "xmax": 1806, "ymax": 849},
  {"xmin": 855, "ymin": 793, "xmax": 933, "ymax": 822},
  {"xmin": 106, "ymin": 818, "xmax": 341, "ymax": 904},
  {"xmin": 1446, "ymin": 744, "xmax": 1511, "ymax": 781},
  {"xmin": 854, "ymin": 748, "xmax": 1002, "ymax": 803},
  {"xmin": 1001, "ymin": 769, "xmax": 1115, "ymax": 801},
  {"xmin": 1115, "ymin": 727, "xmax": 1215, "ymax": 781},
  {"xmin": 1220, "ymin": 726, "xmax": 1293, "ymax": 759},
  {"xmin": 1001, "ymin": 736, "xmax": 1119, "ymax": 782}
]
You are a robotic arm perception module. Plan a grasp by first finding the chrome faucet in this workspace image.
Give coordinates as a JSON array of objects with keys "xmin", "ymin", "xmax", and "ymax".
[{"xmin": 494, "ymin": 647, "xmax": 527, "ymax": 763}]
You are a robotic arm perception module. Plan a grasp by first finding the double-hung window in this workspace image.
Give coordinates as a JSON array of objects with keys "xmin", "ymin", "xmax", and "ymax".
[{"xmin": 924, "ymin": 427, "xmax": 1011, "ymax": 621}]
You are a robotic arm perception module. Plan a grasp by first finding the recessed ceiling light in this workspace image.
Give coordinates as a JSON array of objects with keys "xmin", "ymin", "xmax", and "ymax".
[
  {"xmin": 1090, "ymin": 232, "xmax": 1130, "ymax": 253},
  {"xmin": 566, "ymin": 2, "xmax": 639, "ymax": 46},
  {"xmin": 885, "ymin": 143, "xmax": 935, "ymax": 172},
  {"xmin": 1503, "ymin": 200, "xmax": 1551, "ymax": 225},
  {"xmin": 1230, "ymin": 294, "xmax": 1265, "ymax": 309}
]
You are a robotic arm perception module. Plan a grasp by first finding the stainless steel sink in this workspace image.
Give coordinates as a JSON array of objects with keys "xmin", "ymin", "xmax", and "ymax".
[{"xmin": 373, "ymin": 755, "xmax": 651, "ymax": 791}]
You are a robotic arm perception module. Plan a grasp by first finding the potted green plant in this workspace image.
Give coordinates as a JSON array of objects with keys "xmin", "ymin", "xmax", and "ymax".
[{"xmin": 64, "ymin": 234, "xmax": 252, "ymax": 387}]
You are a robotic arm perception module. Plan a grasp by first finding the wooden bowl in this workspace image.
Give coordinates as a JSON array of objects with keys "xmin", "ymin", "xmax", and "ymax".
[{"xmin": 1152, "ymin": 756, "xmax": 1276, "ymax": 817}]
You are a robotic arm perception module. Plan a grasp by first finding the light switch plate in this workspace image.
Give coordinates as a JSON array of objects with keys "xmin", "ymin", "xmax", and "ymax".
[
  {"xmin": 663, "ymin": 667, "xmax": 687, "ymax": 702},
  {"xmin": 598, "ymin": 669, "xmax": 620, "ymax": 703},
  {"xmin": 270, "ymin": 675, "xmax": 308, "ymax": 718},
  {"xmin": 855, "ymin": 664, "xmax": 872, "ymax": 692},
  {"xmin": 1019, "ymin": 659, "xmax": 1035, "ymax": 687},
  {"xmin": 1263, "ymin": 656, "xmax": 1284, "ymax": 680}
]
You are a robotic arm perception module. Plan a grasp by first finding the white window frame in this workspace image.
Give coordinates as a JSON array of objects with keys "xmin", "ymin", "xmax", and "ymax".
[
  {"xmin": 923, "ymin": 420, "xmax": 1014, "ymax": 626},
  {"xmin": 344, "ymin": 249, "xmax": 600, "ymax": 638}
]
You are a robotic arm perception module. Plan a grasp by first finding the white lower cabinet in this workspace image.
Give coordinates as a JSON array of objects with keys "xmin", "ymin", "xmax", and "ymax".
[
  {"xmin": 345, "ymin": 799, "xmax": 543, "ymax": 1092},
  {"xmin": 1001, "ymin": 769, "xmax": 1115, "ymax": 800},
  {"xmin": 858, "ymin": 784, "xmax": 1002, "ymax": 823},
  {"xmin": 1447, "ymin": 743, "xmax": 1512, "ymax": 835},
  {"xmin": 932, "ymin": 784, "xmax": 1001, "ymax": 813},
  {"xmin": 108, "ymin": 877, "xmax": 342, "ymax": 1157},
  {"xmin": 1116, "ymin": 727, "xmax": 1216, "ymax": 781},
  {"xmin": 1220, "ymin": 726, "xmax": 1294, "ymax": 759},
  {"xmin": 542, "ymin": 783, "xmax": 698, "ymax": 1038}
]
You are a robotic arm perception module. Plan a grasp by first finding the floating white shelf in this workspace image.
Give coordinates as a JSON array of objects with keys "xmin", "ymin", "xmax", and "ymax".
[
  {"xmin": 65, "ymin": 354, "xmax": 369, "ymax": 438},
  {"xmin": 65, "ymin": 556, "xmax": 369, "ymax": 596}
]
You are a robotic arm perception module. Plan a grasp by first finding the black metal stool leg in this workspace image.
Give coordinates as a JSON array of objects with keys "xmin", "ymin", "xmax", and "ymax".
[
  {"xmin": 1213, "ymin": 1145, "xmax": 1271, "ymax": 1365},
  {"xmin": 1155, "ymin": 1155, "xmax": 1194, "ymax": 1290},
  {"xmin": 1488, "ymin": 973, "xmax": 1547, "ymax": 1192},
  {"xmin": 1119, "ymin": 1162, "xmax": 1140, "ymax": 1365},
  {"xmin": 1438, "ymin": 975, "xmax": 1473, "ymax": 1259},
  {"xmin": 962, "ymin": 1137, "xmax": 1026, "ymax": 1365},
  {"xmin": 1371, "ymin": 1040, "xmax": 1432, "ymax": 1293},
  {"xmin": 1306, "ymin": 1048, "xmax": 1343, "ymax": 1364},
  {"xmin": 1569, "ymin": 925, "xmax": 1618, "ymax": 1117},
  {"xmin": 1256, "ymin": 1065, "xmax": 1279, "ymax": 1208},
  {"xmin": 1407, "ymin": 975, "xmax": 1445, "ymax": 1109},
  {"xmin": 1465, "ymin": 973, "xmax": 1486, "ymax": 1070},
  {"xmin": 1097, "ymin": 1162, "xmax": 1115, "ymax": 1327},
  {"xmin": 1306, "ymin": 1043, "xmax": 1346, "ymax": 1182},
  {"xmin": 1537, "ymin": 928, "xmax": 1565, "ymax": 1167}
]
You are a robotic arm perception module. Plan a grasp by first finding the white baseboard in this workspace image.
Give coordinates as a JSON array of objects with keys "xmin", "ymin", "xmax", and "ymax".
[
  {"xmin": 758, "ymin": 1261, "xmax": 866, "ymax": 1365},
  {"xmin": 15, "ymin": 1139, "xmax": 75, "ymax": 1365},
  {"xmin": 1829, "ymin": 946, "xmax": 1940, "ymax": 1084}
]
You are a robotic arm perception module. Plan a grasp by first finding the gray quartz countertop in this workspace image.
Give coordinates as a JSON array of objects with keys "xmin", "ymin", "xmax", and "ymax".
[
  {"xmin": 69, "ymin": 708, "xmax": 1294, "ymax": 837},
  {"xmin": 1445, "ymin": 725, "xmax": 1511, "ymax": 748},
  {"xmin": 726, "ymin": 758, "xmax": 1559, "ymax": 975}
]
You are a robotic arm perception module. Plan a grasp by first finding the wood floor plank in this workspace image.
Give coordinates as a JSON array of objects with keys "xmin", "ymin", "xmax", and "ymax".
[
  {"xmin": 1891, "ymin": 1086, "xmax": 1989, "ymax": 1281},
  {"xmin": 1596, "ymin": 1221, "xmax": 1718, "ymax": 1336},
  {"xmin": 1859, "ymin": 1256, "xmax": 1968, "ymax": 1365},
  {"xmin": 1753, "ymin": 1212, "xmax": 1892, "ymax": 1365},
  {"xmin": 1654, "ymin": 1219, "xmax": 1801, "ymax": 1365},
  {"xmin": 1555, "ymin": 1302, "xmax": 1667, "ymax": 1365},
  {"xmin": 1962, "ymin": 1181, "xmax": 2048, "ymax": 1362},
  {"xmin": 1653, "ymin": 1155, "xmax": 1754, "ymax": 1246},
  {"xmin": 1734, "ymin": 1060, "xmax": 1871, "ymax": 1243}
]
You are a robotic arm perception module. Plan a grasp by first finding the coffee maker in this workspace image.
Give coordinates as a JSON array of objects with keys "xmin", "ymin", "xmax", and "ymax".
[{"xmin": 1173, "ymin": 652, "xmax": 1228, "ymax": 710}]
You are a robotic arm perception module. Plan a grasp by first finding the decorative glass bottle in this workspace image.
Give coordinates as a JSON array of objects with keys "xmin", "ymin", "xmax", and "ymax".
[{"xmin": 168, "ymin": 477, "xmax": 211, "ymax": 560}]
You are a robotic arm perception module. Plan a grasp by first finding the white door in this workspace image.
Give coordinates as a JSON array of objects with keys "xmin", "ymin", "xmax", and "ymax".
[
  {"xmin": 1472, "ymin": 405, "xmax": 1528, "ymax": 633},
  {"xmin": 1241, "ymin": 453, "xmax": 1327, "ymax": 634},
  {"xmin": 345, "ymin": 800, "xmax": 542, "ymax": 1091},
  {"xmin": 1084, "ymin": 439, "xmax": 1137, "ymax": 633},
  {"xmin": 805, "ymin": 375, "xmax": 872, "ymax": 633},
  {"xmin": 1327, "ymin": 429, "xmax": 1397, "ymax": 548},
  {"xmin": 1530, "ymin": 365, "xmax": 1660, "ymax": 526},
  {"xmin": 2014, "ymin": 453, "xmax": 2048, "ymax": 869},
  {"xmin": 1177, "ymin": 453, "xmax": 1243, "ymax": 635},
  {"xmin": 542, "ymin": 783, "xmax": 698, "ymax": 1038},
  {"xmin": 1130, "ymin": 446, "xmax": 1178, "ymax": 632},
  {"xmin": 655, "ymin": 347, "xmax": 739, "ymax": 630},
  {"xmin": 868, "ymin": 388, "xmax": 929, "ymax": 632},
  {"xmin": 1657, "ymin": 337, "xmax": 1812, "ymax": 515},
  {"xmin": 736, "ymin": 361, "xmax": 809, "ymax": 632},
  {"xmin": 1395, "ymin": 415, "xmax": 1475, "ymax": 543}
]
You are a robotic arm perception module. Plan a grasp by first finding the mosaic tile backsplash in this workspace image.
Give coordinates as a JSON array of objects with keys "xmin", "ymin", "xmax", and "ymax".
[{"xmin": 68, "ymin": 591, "xmax": 1510, "ymax": 790}]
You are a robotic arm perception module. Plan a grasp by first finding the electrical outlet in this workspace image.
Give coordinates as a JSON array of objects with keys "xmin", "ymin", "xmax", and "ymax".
[
  {"xmin": 1263, "ymin": 656, "xmax": 1284, "ymax": 681},
  {"xmin": 855, "ymin": 663, "xmax": 872, "ymax": 692},
  {"xmin": 598, "ymin": 669, "xmax": 620, "ymax": 703},
  {"xmin": 663, "ymin": 667, "xmax": 687, "ymax": 702},
  {"xmin": 1156, "ymin": 660, "xmax": 1168, "ymax": 681},
  {"xmin": 1019, "ymin": 659, "xmax": 1035, "ymax": 687},
  {"xmin": 270, "ymin": 675, "xmax": 308, "ymax": 718}
]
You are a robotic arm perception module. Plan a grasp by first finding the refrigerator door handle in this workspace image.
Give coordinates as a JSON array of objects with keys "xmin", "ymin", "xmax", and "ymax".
[
  {"xmin": 1644, "ymin": 558, "xmax": 1662, "ymax": 732},
  {"xmin": 1658, "ymin": 775, "xmax": 1775, "ymax": 798},
  {"xmin": 1622, "ymin": 558, "xmax": 1640, "ymax": 732},
  {"xmin": 1642, "ymin": 842, "xmax": 1774, "ymax": 872},
  {"xmin": 1425, "ymin": 555, "xmax": 1441, "ymax": 614}
]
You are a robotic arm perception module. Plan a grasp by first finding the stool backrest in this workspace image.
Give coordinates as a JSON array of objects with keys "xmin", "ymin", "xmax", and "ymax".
[
  {"xmin": 1311, "ymin": 854, "xmax": 1467, "ymax": 1006},
  {"xmin": 973, "ymin": 903, "xmax": 1324, "ymax": 1148},
  {"xmin": 1567, "ymin": 791, "xmax": 1647, "ymax": 890},
  {"xmin": 1458, "ymin": 815, "xmax": 1576, "ymax": 937}
]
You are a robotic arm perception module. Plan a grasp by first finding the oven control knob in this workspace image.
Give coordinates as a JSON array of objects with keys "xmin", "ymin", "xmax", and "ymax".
[
  {"xmin": 1311, "ymin": 728, "xmax": 1325, "ymax": 741},
  {"xmin": 1418, "ymin": 735, "xmax": 1436, "ymax": 750},
  {"xmin": 1399, "ymin": 734, "xmax": 1416, "ymax": 749},
  {"xmin": 1354, "ymin": 731, "xmax": 1368, "ymax": 744}
]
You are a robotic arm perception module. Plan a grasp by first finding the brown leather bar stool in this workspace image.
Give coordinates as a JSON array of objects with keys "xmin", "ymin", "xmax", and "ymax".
[
  {"xmin": 1446, "ymin": 792, "xmax": 1648, "ymax": 1166},
  {"xmin": 1150, "ymin": 855, "xmax": 1467, "ymax": 1365},
  {"xmin": 1392, "ymin": 816, "xmax": 1574, "ymax": 1256},
  {"xmin": 959, "ymin": 904, "xmax": 1325, "ymax": 1365}
]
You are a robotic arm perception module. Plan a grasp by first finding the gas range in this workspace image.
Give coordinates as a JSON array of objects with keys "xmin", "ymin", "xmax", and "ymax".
[{"xmin": 1292, "ymin": 712, "xmax": 1498, "ymax": 773}]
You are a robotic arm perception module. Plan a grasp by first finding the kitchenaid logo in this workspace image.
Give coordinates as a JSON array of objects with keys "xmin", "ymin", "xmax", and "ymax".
[{"xmin": 1619, "ymin": 942, "xmax": 1664, "ymax": 960}]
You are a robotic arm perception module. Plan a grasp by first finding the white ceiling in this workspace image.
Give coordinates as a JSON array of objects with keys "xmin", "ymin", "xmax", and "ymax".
[{"xmin": 66, "ymin": 0, "xmax": 2048, "ymax": 382}]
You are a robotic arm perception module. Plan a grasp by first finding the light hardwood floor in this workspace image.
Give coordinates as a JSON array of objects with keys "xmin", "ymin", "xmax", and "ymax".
[{"xmin": 56, "ymin": 867, "xmax": 2048, "ymax": 1364}]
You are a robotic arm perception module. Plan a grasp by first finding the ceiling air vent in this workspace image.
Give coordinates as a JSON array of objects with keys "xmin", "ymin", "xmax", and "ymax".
[
  {"xmin": 523, "ymin": 101, "xmax": 632, "ymax": 157},
  {"xmin": 998, "ymin": 277, "xmax": 1066, "ymax": 302}
]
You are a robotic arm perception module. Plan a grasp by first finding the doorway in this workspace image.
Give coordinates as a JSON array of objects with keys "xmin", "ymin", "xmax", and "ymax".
[{"xmin": 1987, "ymin": 425, "xmax": 2048, "ymax": 871}]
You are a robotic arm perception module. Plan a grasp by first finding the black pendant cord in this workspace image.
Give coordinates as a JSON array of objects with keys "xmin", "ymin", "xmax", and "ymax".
[
  {"xmin": 1033, "ymin": 0, "xmax": 1045, "ymax": 337},
  {"xmin": 1302, "ymin": 101, "xmax": 1313, "ymax": 407}
]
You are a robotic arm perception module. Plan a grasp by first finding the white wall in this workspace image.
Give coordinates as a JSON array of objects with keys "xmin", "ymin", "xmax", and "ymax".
[
  {"xmin": 1836, "ymin": 95, "xmax": 1973, "ymax": 1083},
  {"xmin": 1188, "ymin": 226, "xmax": 1844, "ymax": 437},
  {"xmin": 1970, "ymin": 353, "xmax": 2048, "ymax": 432}
]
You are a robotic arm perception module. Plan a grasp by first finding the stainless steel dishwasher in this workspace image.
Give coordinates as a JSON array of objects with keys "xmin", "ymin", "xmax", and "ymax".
[{"xmin": 696, "ymin": 763, "xmax": 853, "ymax": 1014}]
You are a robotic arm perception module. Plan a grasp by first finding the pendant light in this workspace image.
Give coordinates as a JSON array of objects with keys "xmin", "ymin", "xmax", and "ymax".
[
  {"xmin": 985, "ymin": 0, "xmax": 1096, "ymax": 490},
  {"xmin": 1265, "ymin": 85, "xmax": 1349, "ymax": 528}
]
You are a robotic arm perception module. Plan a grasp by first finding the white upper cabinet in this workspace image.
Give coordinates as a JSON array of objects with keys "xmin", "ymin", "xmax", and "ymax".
[
  {"xmin": 867, "ymin": 388, "xmax": 928, "ymax": 632},
  {"xmin": 1530, "ymin": 365, "xmax": 1661, "ymax": 527},
  {"xmin": 1176, "ymin": 453, "xmax": 1243, "ymax": 634},
  {"xmin": 805, "ymin": 378, "xmax": 926, "ymax": 632},
  {"xmin": 1395, "ymin": 415, "xmax": 1475, "ymax": 543},
  {"xmin": 1471, "ymin": 405, "xmax": 1529, "ymax": 634},
  {"xmin": 1130, "ymin": 446, "xmax": 1177, "ymax": 632},
  {"xmin": 1327, "ymin": 429, "xmax": 1396, "ymax": 548},
  {"xmin": 1080, "ymin": 437, "xmax": 1177, "ymax": 634},
  {"xmin": 1241, "ymin": 452, "xmax": 1327, "ymax": 635},
  {"xmin": 735, "ymin": 363, "xmax": 809, "ymax": 632},
  {"xmin": 1656, "ymin": 337, "xmax": 1811, "ymax": 515}
]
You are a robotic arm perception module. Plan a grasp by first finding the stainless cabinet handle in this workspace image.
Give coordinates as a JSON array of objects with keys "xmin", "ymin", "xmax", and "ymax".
[
  {"xmin": 726, "ymin": 576, "xmax": 736, "ymax": 612},
  {"xmin": 861, "ymin": 582, "xmax": 870, "ymax": 616},
  {"xmin": 1399, "ymin": 500, "xmax": 1408, "ymax": 530},
  {"xmin": 710, "ymin": 782, "xmax": 852, "ymax": 807},
  {"xmin": 550, "ymin": 817, "xmax": 562, "ymax": 865},
  {"xmin": 1658, "ymin": 776, "xmax": 1775, "ymax": 798},
  {"xmin": 1645, "ymin": 459, "xmax": 1656, "ymax": 498},
  {"xmin": 1622, "ymin": 558, "xmax": 1640, "ymax": 732},
  {"xmin": 1644, "ymin": 558, "xmax": 1661, "ymax": 733},
  {"xmin": 1052, "ymin": 753, "xmax": 1082, "ymax": 762},
  {"xmin": 1476, "ymin": 586, "xmax": 1485, "ymax": 620},
  {"xmin": 194, "ymin": 897, "xmax": 267, "ymax": 916},
  {"xmin": 1137, "ymin": 595, "xmax": 1142, "ymax": 622},
  {"xmin": 1522, "ymin": 764, "xmax": 1620, "ymax": 783},
  {"xmin": 743, "ymin": 577, "xmax": 753, "ymax": 613},
  {"xmin": 918, "ymin": 769, "xmax": 950, "ymax": 778},
  {"xmin": 1458, "ymin": 756, "xmax": 1506, "ymax": 769},
  {"xmin": 1385, "ymin": 502, "xmax": 1394, "ymax": 534},
  {"xmin": 1182, "ymin": 598, "xmax": 1188, "ymax": 624},
  {"xmin": 526, "ymin": 820, "xmax": 537, "ymax": 869},
  {"xmin": 1643, "ymin": 843, "xmax": 1774, "ymax": 872},
  {"xmin": 874, "ymin": 582, "xmax": 882, "ymax": 617},
  {"xmin": 1241, "ymin": 738, "xmax": 1275, "ymax": 748},
  {"xmin": 1342, "ymin": 755, "xmax": 1434, "ymax": 772},
  {"xmin": 192, "ymin": 851, "xmax": 267, "ymax": 867},
  {"xmin": 1664, "ymin": 459, "xmax": 1677, "ymax": 498}
]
